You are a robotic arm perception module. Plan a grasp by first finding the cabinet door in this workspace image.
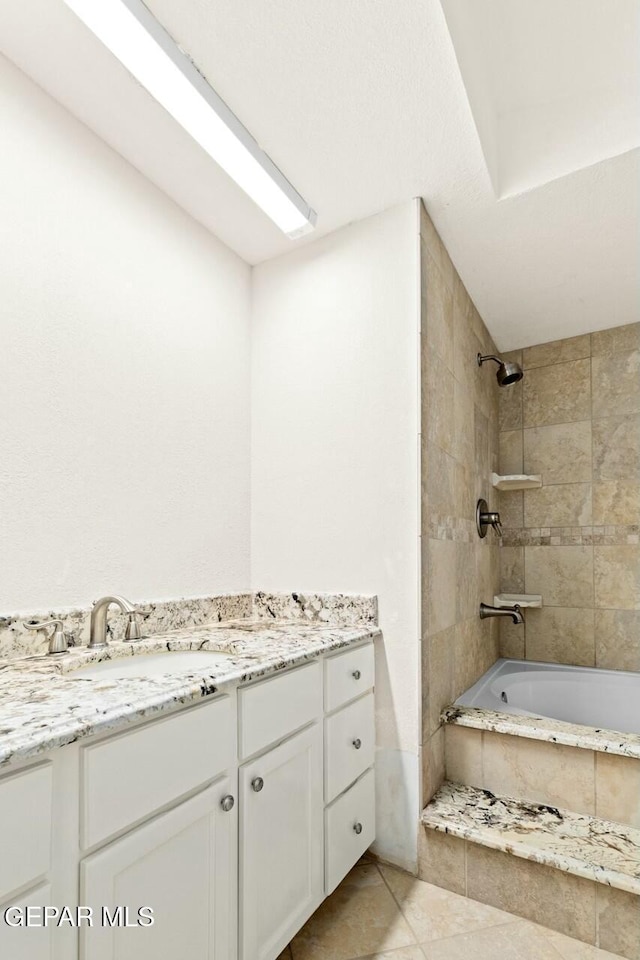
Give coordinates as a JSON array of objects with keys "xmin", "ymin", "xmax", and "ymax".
[
  {"xmin": 81, "ymin": 779, "xmax": 236, "ymax": 960},
  {"xmin": 240, "ymin": 724, "xmax": 323, "ymax": 960},
  {"xmin": 0, "ymin": 882, "xmax": 52, "ymax": 960}
]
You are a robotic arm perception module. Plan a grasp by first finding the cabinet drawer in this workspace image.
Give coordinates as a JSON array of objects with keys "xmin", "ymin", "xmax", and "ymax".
[
  {"xmin": 324, "ymin": 693, "xmax": 375, "ymax": 803},
  {"xmin": 0, "ymin": 763, "xmax": 52, "ymax": 902},
  {"xmin": 81, "ymin": 697, "xmax": 232, "ymax": 849},
  {"xmin": 238, "ymin": 661, "xmax": 322, "ymax": 760},
  {"xmin": 324, "ymin": 643, "xmax": 374, "ymax": 713},
  {"xmin": 325, "ymin": 769, "xmax": 375, "ymax": 894}
]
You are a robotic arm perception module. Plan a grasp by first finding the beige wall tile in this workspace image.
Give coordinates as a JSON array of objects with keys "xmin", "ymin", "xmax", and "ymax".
[
  {"xmin": 453, "ymin": 380, "xmax": 475, "ymax": 468},
  {"xmin": 454, "ymin": 461, "xmax": 475, "ymax": 524},
  {"xmin": 501, "ymin": 546, "xmax": 525, "ymax": 593},
  {"xmin": 417, "ymin": 828, "xmax": 466, "ymax": 894},
  {"xmin": 500, "ymin": 619, "xmax": 526, "ymax": 658},
  {"xmin": 444, "ymin": 725, "xmax": 483, "ymax": 786},
  {"xmin": 456, "ymin": 541, "xmax": 477, "ymax": 621},
  {"xmin": 523, "ymin": 334, "xmax": 591, "ymax": 370},
  {"xmin": 594, "ymin": 546, "xmax": 640, "ymax": 610},
  {"xmin": 596, "ymin": 885, "xmax": 640, "ymax": 959},
  {"xmin": 595, "ymin": 753, "xmax": 640, "ymax": 828},
  {"xmin": 481, "ymin": 732, "xmax": 595, "ymax": 814},
  {"xmin": 526, "ymin": 546, "xmax": 594, "ymax": 608},
  {"xmin": 466, "ymin": 845, "xmax": 596, "ymax": 944},
  {"xmin": 595, "ymin": 610, "xmax": 640, "ymax": 671},
  {"xmin": 423, "ymin": 347, "xmax": 456, "ymax": 456},
  {"xmin": 499, "ymin": 375, "xmax": 523, "ymax": 431},
  {"xmin": 592, "ymin": 480, "xmax": 640, "ymax": 525},
  {"xmin": 425, "ymin": 625, "xmax": 455, "ymax": 739},
  {"xmin": 423, "ymin": 441, "xmax": 457, "ymax": 524},
  {"xmin": 523, "ymin": 359, "xmax": 591, "ymax": 428},
  {"xmin": 592, "ymin": 350, "xmax": 640, "ymax": 419},
  {"xmin": 423, "ymin": 251, "xmax": 454, "ymax": 373},
  {"xmin": 524, "ymin": 483, "xmax": 592, "ymax": 527},
  {"xmin": 452, "ymin": 616, "xmax": 498, "ymax": 700},
  {"xmin": 423, "ymin": 728, "xmax": 445, "ymax": 804},
  {"xmin": 500, "ymin": 490, "xmax": 524, "ymax": 528},
  {"xmin": 525, "ymin": 607, "xmax": 595, "ymax": 666},
  {"xmin": 523, "ymin": 421, "xmax": 592, "ymax": 484},
  {"xmin": 452, "ymin": 298, "xmax": 482, "ymax": 396},
  {"xmin": 425, "ymin": 538, "xmax": 458, "ymax": 634},
  {"xmin": 499, "ymin": 429, "xmax": 524, "ymax": 474},
  {"xmin": 591, "ymin": 322, "xmax": 640, "ymax": 357},
  {"xmin": 592, "ymin": 415, "xmax": 640, "ymax": 482}
]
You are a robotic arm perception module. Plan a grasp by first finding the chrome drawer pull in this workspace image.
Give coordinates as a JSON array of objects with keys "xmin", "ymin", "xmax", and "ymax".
[
  {"xmin": 220, "ymin": 795, "xmax": 235, "ymax": 812},
  {"xmin": 353, "ymin": 822, "xmax": 363, "ymax": 835},
  {"xmin": 252, "ymin": 777, "xmax": 264, "ymax": 793},
  {"xmin": 352, "ymin": 738, "xmax": 362, "ymax": 750},
  {"xmin": 352, "ymin": 670, "xmax": 362, "ymax": 680}
]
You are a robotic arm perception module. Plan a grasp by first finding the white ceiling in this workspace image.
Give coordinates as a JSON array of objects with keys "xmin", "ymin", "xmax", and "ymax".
[{"xmin": 1, "ymin": 0, "xmax": 638, "ymax": 349}]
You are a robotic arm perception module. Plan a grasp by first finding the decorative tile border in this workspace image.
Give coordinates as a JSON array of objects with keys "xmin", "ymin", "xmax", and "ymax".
[
  {"xmin": 502, "ymin": 525, "xmax": 639, "ymax": 547},
  {"xmin": 426, "ymin": 517, "xmax": 477, "ymax": 543}
]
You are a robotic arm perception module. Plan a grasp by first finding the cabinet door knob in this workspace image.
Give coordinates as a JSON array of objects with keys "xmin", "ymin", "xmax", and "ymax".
[
  {"xmin": 252, "ymin": 777, "xmax": 264, "ymax": 793},
  {"xmin": 220, "ymin": 795, "xmax": 235, "ymax": 812},
  {"xmin": 352, "ymin": 738, "xmax": 362, "ymax": 750},
  {"xmin": 352, "ymin": 670, "xmax": 362, "ymax": 680},
  {"xmin": 353, "ymin": 822, "xmax": 363, "ymax": 835}
]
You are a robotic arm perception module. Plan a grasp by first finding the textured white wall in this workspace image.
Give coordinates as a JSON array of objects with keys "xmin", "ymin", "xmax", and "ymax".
[
  {"xmin": 0, "ymin": 56, "xmax": 251, "ymax": 610},
  {"xmin": 251, "ymin": 203, "xmax": 422, "ymax": 869}
]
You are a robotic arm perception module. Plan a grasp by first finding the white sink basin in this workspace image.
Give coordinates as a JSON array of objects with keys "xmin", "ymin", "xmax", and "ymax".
[{"xmin": 70, "ymin": 650, "xmax": 235, "ymax": 680}]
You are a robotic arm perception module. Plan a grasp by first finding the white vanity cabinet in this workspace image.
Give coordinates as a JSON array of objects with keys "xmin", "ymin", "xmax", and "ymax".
[
  {"xmin": 80, "ymin": 779, "xmax": 236, "ymax": 960},
  {"xmin": 0, "ymin": 638, "xmax": 375, "ymax": 960},
  {"xmin": 239, "ymin": 724, "xmax": 323, "ymax": 960}
]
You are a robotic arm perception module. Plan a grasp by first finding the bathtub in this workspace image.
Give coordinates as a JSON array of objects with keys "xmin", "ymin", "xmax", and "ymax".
[{"xmin": 455, "ymin": 658, "xmax": 640, "ymax": 736}]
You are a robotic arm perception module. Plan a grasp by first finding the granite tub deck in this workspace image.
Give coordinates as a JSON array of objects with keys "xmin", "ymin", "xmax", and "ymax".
[
  {"xmin": 443, "ymin": 703, "xmax": 640, "ymax": 760},
  {"xmin": 0, "ymin": 618, "xmax": 381, "ymax": 769}
]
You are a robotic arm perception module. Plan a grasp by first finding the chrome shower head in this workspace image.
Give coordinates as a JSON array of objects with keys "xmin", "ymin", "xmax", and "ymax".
[{"xmin": 477, "ymin": 353, "xmax": 523, "ymax": 386}]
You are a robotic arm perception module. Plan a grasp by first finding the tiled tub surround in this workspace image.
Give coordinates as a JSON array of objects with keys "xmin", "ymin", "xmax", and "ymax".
[
  {"xmin": 0, "ymin": 590, "xmax": 378, "ymax": 661},
  {"xmin": 420, "ymin": 204, "xmax": 501, "ymax": 805},
  {"xmin": 0, "ymin": 615, "xmax": 380, "ymax": 769},
  {"xmin": 497, "ymin": 323, "xmax": 640, "ymax": 669}
]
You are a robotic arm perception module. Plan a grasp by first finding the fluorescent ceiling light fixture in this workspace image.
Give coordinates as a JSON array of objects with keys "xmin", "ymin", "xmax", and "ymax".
[{"xmin": 62, "ymin": 0, "xmax": 316, "ymax": 237}]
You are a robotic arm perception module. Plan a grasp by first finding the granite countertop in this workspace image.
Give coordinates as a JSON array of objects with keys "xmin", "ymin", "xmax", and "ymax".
[{"xmin": 0, "ymin": 619, "xmax": 380, "ymax": 770}]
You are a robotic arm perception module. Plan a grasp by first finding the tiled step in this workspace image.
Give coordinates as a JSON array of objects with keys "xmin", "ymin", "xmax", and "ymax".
[
  {"xmin": 443, "ymin": 707, "xmax": 640, "ymax": 829},
  {"xmin": 419, "ymin": 782, "xmax": 640, "ymax": 958},
  {"xmin": 422, "ymin": 781, "xmax": 640, "ymax": 896}
]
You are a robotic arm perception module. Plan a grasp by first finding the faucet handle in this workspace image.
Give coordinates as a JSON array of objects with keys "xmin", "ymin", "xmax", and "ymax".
[
  {"xmin": 125, "ymin": 613, "xmax": 142, "ymax": 641},
  {"xmin": 24, "ymin": 619, "xmax": 69, "ymax": 655}
]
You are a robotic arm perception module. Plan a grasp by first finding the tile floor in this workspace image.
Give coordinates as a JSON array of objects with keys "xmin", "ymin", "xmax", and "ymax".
[{"xmin": 278, "ymin": 860, "xmax": 621, "ymax": 960}]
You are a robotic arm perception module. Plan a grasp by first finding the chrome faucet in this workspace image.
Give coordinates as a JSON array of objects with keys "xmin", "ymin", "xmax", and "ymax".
[
  {"xmin": 89, "ymin": 596, "xmax": 141, "ymax": 649},
  {"xmin": 479, "ymin": 602, "xmax": 524, "ymax": 625}
]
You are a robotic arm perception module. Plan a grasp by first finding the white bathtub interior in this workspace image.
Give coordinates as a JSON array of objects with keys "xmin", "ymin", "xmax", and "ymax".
[{"xmin": 455, "ymin": 658, "xmax": 640, "ymax": 736}]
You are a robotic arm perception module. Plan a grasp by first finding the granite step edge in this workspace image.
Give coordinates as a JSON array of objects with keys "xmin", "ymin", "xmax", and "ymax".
[
  {"xmin": 442, "ymin": 704, "xmax": 640, "ymax": 761},
  {"xmin": 421, "ymin": 781, "xmax": 640, "ymax": 897}
]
